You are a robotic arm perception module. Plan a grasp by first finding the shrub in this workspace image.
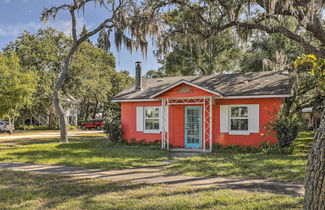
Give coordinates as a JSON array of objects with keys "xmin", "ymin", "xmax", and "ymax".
[
  {"xmin": 211, "ymin": 142, "xmax": 292, "ymax": 154},
  {"xmin": 67, "ymin": 125, "xmax": 78, "ymax": 130},
  {"xmin": 104, "ymin": 121, "xmax": 122, "ymax": 143},
  {"xmin": 269, "ymin": 112, "xmax": 303, "ymax": 148},
  {"xmin": 259, "ymin": 142, "xmax": 293, "ymax": 154}
]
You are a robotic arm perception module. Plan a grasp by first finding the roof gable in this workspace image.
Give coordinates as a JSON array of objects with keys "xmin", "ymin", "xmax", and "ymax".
[{"xmin": 150, "ymin": 80, "xmax": 222, "ymax": 98}]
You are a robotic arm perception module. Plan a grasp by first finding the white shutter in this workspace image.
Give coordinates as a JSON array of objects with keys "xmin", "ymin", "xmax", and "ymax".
[
  {"xmin": 159, "ymin": 106, "xmax": 168, "ymax": 132},
  {"xmin": 164, "ymin": 106, "xmax": 168, "ymax": 132},
  {"xmin": 136, "ymin": 107, "xmax": 144, "ymax": 131},
  {"xmin": 249, "ymin": 104, "xmax": 259, "ymax": 133},
  {"xmin": 220, "ymin": 105, "xmax": 229, "ymax": 133}
]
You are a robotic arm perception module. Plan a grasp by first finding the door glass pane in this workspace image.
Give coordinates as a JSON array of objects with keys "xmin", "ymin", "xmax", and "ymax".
[{"xmin": 186, "ymin": 107, "xmax": 201, "ymax": 145}]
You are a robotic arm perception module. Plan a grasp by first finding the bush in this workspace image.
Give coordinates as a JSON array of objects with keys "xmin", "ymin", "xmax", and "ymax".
[
  {"xmin": 67, "ymin": 125, "xmax": 78, "ymax": 130},
  {"xmin": 212, "ymin": 142, "xmax": 292, "ymax": 154},
  {"xmin": 259, "ymin": 142, "xmax": 293, "ymax": 154},
  {"xmin": 269, "ymin": 113, "xmax": 303, "ymax": 148},
  {"xmin": 104, "ymin": 121, "xmax": 122, "ymax": 143}
]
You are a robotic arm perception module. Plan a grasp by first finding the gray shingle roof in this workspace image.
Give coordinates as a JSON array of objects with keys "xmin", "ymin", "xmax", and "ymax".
[{"xmin": 113, "ymin": 70, "xmax": 290, "ymax": 101}]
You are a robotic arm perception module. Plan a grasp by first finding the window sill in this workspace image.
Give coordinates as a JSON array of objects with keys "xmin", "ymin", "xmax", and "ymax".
[
  {"xmin": 229, "ymin": 131, "xmax": 250, "ymax": 135},
  {"xmin": 143, "ymin": 130, "xmax": 161, "ymax": 134}
]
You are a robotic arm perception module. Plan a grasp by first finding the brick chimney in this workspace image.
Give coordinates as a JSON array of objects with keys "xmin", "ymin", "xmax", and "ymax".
[{"xmin": 135, "ymin": 61, "xmax": 142, "ymax": 91}]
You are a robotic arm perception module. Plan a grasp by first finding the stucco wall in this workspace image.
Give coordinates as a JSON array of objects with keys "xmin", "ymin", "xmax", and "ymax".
[{"xmin": 120, "ymin": 97, "xmax": 283, "ymax": 147}]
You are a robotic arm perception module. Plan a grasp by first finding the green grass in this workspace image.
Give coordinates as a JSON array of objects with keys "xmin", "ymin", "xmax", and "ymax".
[
  {"xmin": 0, "ymin": 136, "xmax": 168, "ymax": 170},
  {"xmin": 0, "ymin": 170, "xmax": 303, "ymax": 210},
  {"xmin": 0, "ymin": 132, "xmax": 314, "ymax": 184},
  {"xmin": 165, "ymin": 132, "xmax": 314, "ymax": 184}
]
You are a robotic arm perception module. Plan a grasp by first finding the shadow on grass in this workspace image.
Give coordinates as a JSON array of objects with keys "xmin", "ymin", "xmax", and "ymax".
[
  {"xmin": 0, "ymin": 170, "xmax": 303, "ymax": 209},
  {"xmin": 165, "ymin": 133, "xmax": 313, "ymax": 184},
  {"xmin": 166, "ymin": 152, "xmax": 307, "ymax": 184}
]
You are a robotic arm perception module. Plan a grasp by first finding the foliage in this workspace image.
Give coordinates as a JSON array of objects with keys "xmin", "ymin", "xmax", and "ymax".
[
  {"xmin": 4, "ymin": 28, "xmax": 69, "ymax": 128},
  {"xmin": 145, "ymin": 69, "xmax": 164, "ymax": 78},
  {"xmin": 258, "ymin": 142, "xmax": 293, "ymax": 154},
  {"xmin": 0, "ymin": 52, "xmax": 37, "ymax": 130},
  {"xmin": 159, "ymin": 8, "xmax": 242, "ymax": 75},
  {"xmin": 268, "ymin": 107, "xmax": 303, "ymax": 148},
  {"xmin": 105, "ymin": 121, "xmax": 122, "ymax": 143},
  {"xmin": 4, "ymin": 28, "xmax": 132, "ymax": 128},
  {"xmin": 155, "ymin": 0, "xmax": 325, "ymax": 58},
  {"xmin": 288, "ymin": 54, "xmax": 325, "ymax": 126},
  {"xmin": 40, "ymin": 0, "xmax": 161, "ymax": 141},
  {"xmin": 97, "ymin": 29, "xmax": 110, "ymax": 51},
  {"xmin": 212, "ymin": 142, "xmax": 292, "ymax": 154},
  {"xmin": 104, "ymin": 70, "xmax": 134, "ymax": 120},
  {"xmin": 123, "ymin": 138, "xmax": 161, "ymax": 146},
  {"xmin": 68, "ymin": 41, "xmax": 116, "ymax": 121},
  {"xmin": 240, "ymin": 30, "xmax": 305, "ymax": 72}
]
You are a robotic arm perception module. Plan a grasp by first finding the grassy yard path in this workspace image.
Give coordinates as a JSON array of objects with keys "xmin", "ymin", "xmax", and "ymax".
[{"xmin": 0, "ymin": 161, "xmax": 304, "ymax": 197}]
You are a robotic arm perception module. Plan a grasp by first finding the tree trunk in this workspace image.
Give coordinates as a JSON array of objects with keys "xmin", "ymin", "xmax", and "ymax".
[
  {"xmin": 93, "ymin": 99, "xmax": 99, "ymax": 119},
  {"xmin": 79, "ymin": 97, "xmax": 86, "ymax": 122},
  {"xmin": 53, "ymin": 43, "xmax": 78, "ymax": 143},
  {"xmin": 53, "ymin": 79, "xmax": 68, "ymax": 143},
  {"xmin": 304, "ymin": 111, "xmax": 325, "ymax": 209},
  {"xmin": 84, "ymin": 99, "xmax": 90, "ymax": 121},
  {"xmin": 7, "ymin": 116, "xmax": 14, "ymax": 134}
]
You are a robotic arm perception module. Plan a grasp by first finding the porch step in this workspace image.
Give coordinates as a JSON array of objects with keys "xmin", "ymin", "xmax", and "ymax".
[{"xmin": 169, "ymin": 148, "xmax": 208, "ymax": 153}]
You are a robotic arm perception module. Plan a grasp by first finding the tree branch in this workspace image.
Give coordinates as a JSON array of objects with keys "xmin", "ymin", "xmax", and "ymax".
[
  {"xmin": 70, "ymin": 7, "xmax": 78, "ymax": 42},
  {"xmin": 255, "ymin": 0, "xmax": 325, "ymax": 45},
  {"xmin": 234, "ymin": 21, "xmax": 325, "ymax": 58}
]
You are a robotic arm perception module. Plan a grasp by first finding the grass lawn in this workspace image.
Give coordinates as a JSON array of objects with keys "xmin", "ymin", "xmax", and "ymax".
[
  {"xmin": 0, "ymin": 135, "xmax": 168, "ymax": 170},
  {"xmin": 165, "ymin": 132, "xmax": 314, "ymax": 184},
  {"xmin": 0, "ymin": 170, "xmax": 303, "ymax": 210},
  {"xmin": 0, "ymin": 131, "xmax": 314, "ymax": 183}
]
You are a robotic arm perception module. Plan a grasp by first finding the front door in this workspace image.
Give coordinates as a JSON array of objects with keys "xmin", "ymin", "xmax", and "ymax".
[{"xmin": 184, "ymin": 106, "xmax": 202, "ymax": 148}]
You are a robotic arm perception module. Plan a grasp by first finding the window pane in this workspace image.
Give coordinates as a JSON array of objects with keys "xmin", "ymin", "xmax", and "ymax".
[
  {"xmin": 145, "ymin": 119, "xmax": 159, "ymax": 130},
  {"xmin": 231, "ymin": 107, "xmax": 248, "ymax": 117},
  {"xmin": 231, "ymin": 119, "xmax": 248, "ymax": 130},
  {"xmin": 145, "ymin": 108, "xmax": 159, "ymax": 118}
]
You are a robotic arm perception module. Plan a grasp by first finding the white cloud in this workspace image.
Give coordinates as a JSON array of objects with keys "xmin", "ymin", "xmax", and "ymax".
[
  {"xmin": 0, "ymin": 22, "xmax": 40, "ymax": 36},
  {"xmin": 0, "ymin": 17, "xmax": 89, "ymax": 37}
]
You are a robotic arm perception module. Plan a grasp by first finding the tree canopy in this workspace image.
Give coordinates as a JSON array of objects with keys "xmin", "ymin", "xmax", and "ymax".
[{"xmin": 0, "ymin": 52, "xmax": 37, "ymax": 129}]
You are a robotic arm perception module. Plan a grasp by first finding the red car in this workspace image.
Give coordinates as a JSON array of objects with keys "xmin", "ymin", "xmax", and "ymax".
[{"xmin": 81, "ymin": 120, "xmax": 106, "ymax": 130}]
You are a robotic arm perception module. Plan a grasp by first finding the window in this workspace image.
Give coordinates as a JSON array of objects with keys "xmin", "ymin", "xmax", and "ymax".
[
  {"xmin": 144, "ymin": 107, "xmax": 160, "ymax": 131},
  {"xmin": 230, "ymin": 106, "xmax": 248, "ymax": 131}
]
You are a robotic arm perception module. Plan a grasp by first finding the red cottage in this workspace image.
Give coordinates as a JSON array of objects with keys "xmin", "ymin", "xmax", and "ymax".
[{"xmin": 112, "ymin": 63, "xmax": 290, "ymax": 152}]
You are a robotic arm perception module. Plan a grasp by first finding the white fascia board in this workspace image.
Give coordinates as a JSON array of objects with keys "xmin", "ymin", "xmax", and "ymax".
[
  {"xmin": 149, "ymin": 80, "xmax": 223, "ymax": 98},
  {"xmin": 220, "ymin": 94, "xmax": 290, "ymax": 99},
  {"xmin": 112, "ymin": 94, "xmax": 291, "ymax": 102},
  {"xmin": 111, "ymin": 99, "xmax": 161, "ymax": 102}
]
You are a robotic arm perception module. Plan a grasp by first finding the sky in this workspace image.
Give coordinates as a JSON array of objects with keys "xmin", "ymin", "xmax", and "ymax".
[{"xmin": 0, "ymin": 0, "xmax": 161, "ymax": 76}]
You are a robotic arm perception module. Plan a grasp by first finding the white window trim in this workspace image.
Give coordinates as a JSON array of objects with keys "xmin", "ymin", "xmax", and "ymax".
[
  {"xmin": 143, "ymin": 106, "xmax": 161, "ymax": 133},
  {"xmin": 228, "ymin": 105, "xmax": 249, "ymax": 135}
]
